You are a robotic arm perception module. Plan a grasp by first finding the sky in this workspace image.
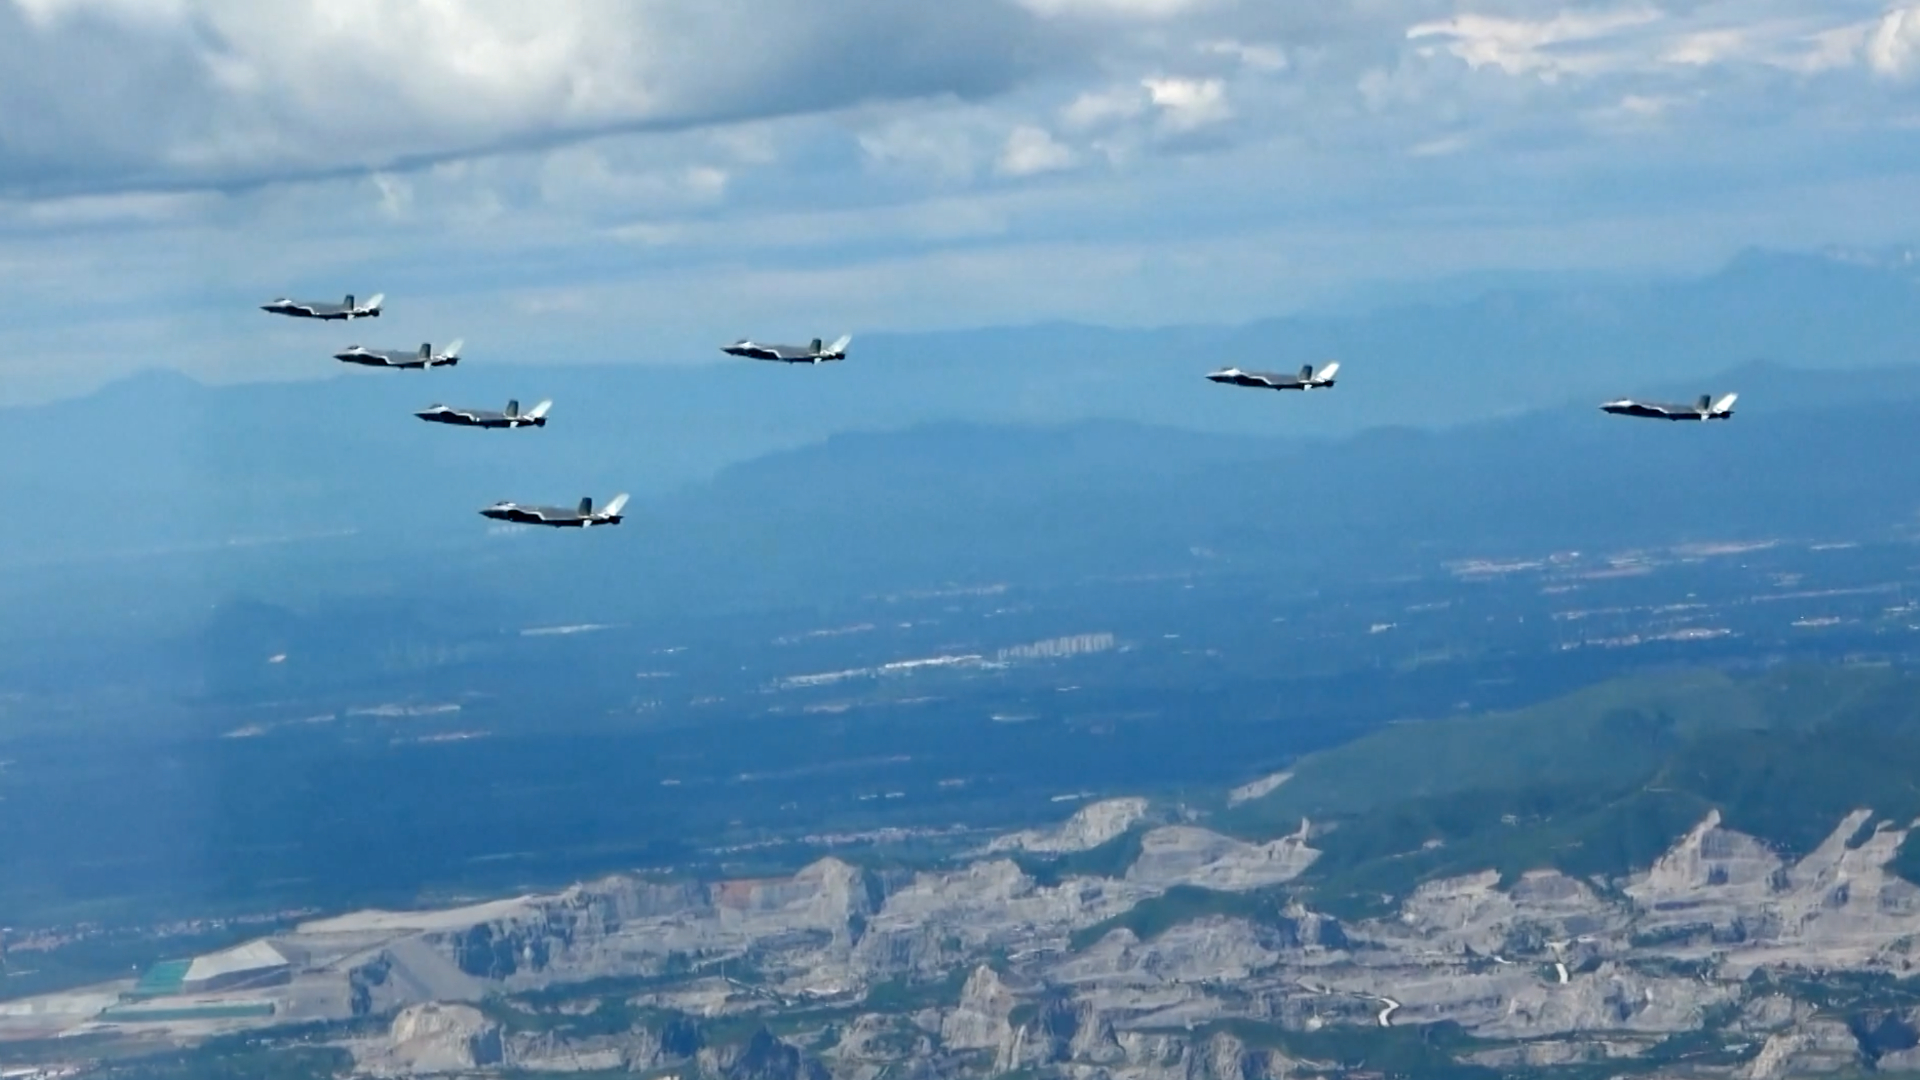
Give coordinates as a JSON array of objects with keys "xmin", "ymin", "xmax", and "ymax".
[{"xmin": 5, "ymin": 0, "xmax": 1920, "ymax": 402}]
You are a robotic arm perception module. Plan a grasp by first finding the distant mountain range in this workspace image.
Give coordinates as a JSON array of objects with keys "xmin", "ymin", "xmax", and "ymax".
[
  {"xmin": 16, "ymin": 244, "xmax": 1920, "ymax": 490},
  {"xmin": 3, "ymin": 356, "xmax": 1920, "ymax": 637}
]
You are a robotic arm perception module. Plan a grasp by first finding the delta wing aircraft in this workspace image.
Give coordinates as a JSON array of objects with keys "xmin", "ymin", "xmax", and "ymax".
[
  {"xmin": 723, "ymin": 334, "xmax": 852, "ymax": 363},
  {"xmin": 261, "ymin": 293, "xmax": 384, "ymax": 320},
  {"xmin": 1205, "ymin": 362, "xmax": 1340, "ymax": 391},
  {"xmin": 480, "ymin": 494, "xmax": 628, "ymax": 528},
  {"xmin": 335, "ymin": 340, "xmax": 463, "ymax": 369},
  {"xmin": 416, "ymin": 399, "xmax": 550, "ymax": 429},
  {"xmin": 1600, "ymin": 393, "xmax": 1738, "ymax": 421}
]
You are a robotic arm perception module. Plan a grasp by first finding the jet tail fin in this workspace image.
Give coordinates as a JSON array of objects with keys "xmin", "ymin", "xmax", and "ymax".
[
  {"xmin": 505, "ymin": 399, "xmax": 520, "ymax": 417},
  {"xmin": 527, "ymin": 399, "xmax": 553, "ymax": 420},
  {"xmin": 602, "ymin": 493, "xmax": 630, "ymax": 518},
  {"xmin": 1316, "ymin": 361, "xmax": 1340, "ymax": 383},
  {"xmin": 577, "ymin": 497, "xmax": 593, "ymax": 516},
  {"xmin": 443, "ymin": 338, "xmax": 463, "ymax": 359},
  {"xmin": 827, "ymin": 334, "xmax": 852, "ymax": 355},
  {"xmin": 1712, "ymin": 392, "xmax": 1738, "ymax": 415},
  {"xmin": 363, "ymin": 292, "xmax": 384, "ymax": 312}
]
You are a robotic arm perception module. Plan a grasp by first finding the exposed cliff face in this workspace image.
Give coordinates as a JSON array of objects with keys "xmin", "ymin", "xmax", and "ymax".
[
  {"xmin": 988, "ymin": 798, "xmax": 1152, "ymax": 855},
  {"xmin": 940, "ymin": 966, "xmax": 1018, "ymax": 1051},
  {"xmin": 1744, "ymin": 1018, "xmax": 1863, "ymax": 1079},
  {"xmin": 371, "ymin": 1003, "xmax": 503, "ymax": 1075},
  {"xmin": 699, "ymin": 1027, "xmax": 830, "ymax": 1080},
  {"xmin": 1627, "ymin": 809, "xmax": 1920, "ymax": 973},
  {"xmin": 1124, "ymin": 825, "xmax": 1319, "ymax": 891}
]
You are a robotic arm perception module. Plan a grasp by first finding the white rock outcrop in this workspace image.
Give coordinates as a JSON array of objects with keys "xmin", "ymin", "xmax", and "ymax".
[
  {"xmin": 384, "ymin": 1003, "xmax": 503, "ymax": 1074},
  {"xmin": 987, "ymin": 798, "xmax": 1150, "ymax": 854}
]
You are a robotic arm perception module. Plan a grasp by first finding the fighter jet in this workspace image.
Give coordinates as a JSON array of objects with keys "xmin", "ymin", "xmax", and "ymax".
[
  {"xmin": 416, "ymin": 399, "xmax": 551, "ymax": 429},
  {"xmin": 1600, "ymin": 393, "xmax": 1738, "ymax": 421},
  {"xmin": 334, "ymin": 340, "xmax": 462, "ymax": 369},
  {"xmin": 723, "ymin": 334, "xmax": 852, "ymax": 364},
  {"xmin": 1205, "ymin": 362, "xmax": 1340, "ymax": 391},
  {"xmin": 261, "ymin": 292, "xmax": 384, "ymax": 320},
  {"xmin": 480, "ymin": 494, "xmax": 629, "ymax": 528}
]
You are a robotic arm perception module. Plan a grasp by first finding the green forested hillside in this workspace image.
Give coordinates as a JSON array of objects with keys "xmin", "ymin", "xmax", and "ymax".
[{"xmin": 1225, "ymin": 664, "xmax": 1920, "ymax": 915}]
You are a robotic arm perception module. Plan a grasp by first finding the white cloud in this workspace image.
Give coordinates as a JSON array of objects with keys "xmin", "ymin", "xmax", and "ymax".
[
  {"xmin": 370, "ymin": 173, "xmax": 411, "ymax": 219},
  {"xmin": 0, "ymin": 0, "xmax": 1058, "ymax": 194},
  {"xmin": 1144, "ymin": 76, "xmax": 1231, "ymax": 131},
  {"xmin": 1406, "ymin": 7, "xmax": 1665, "ymax": 80},
  {"xmin": 1870, "ymin": 5, "xmax": 1920, "ymax": 77},
  {"xmin": 997, "ymin": 125, "xmax": 1077, "ymax": 176},
  {"xmin": 1063, "ymin": 85, "xmax": 1151, "ymax": 129},
  {"xmin": 1408, "ymin": 133, "xmax": 1471, "ymax": 157}
]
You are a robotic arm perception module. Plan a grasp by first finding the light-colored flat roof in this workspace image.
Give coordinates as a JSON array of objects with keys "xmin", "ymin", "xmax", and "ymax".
[
  {"xmin": 295, "ymin": 895, "xmax": 538, "ymax": 935},
  {"xmin": 185, "ymin": 940, "xmax": 289, "ymax": 984}
]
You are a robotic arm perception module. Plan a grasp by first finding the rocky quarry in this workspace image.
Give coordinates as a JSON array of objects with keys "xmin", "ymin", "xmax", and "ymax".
[{"xmin": 37, "ymin": 798, "xmax": 1920, "ymax": 1078}]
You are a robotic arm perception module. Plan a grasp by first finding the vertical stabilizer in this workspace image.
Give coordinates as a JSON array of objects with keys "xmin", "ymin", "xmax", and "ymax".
[
  {"xmin": 1299, "ymin": 365, "xmax": 1314, "ymax": 381},
  {"xmin": 1712, "ymin": 392, "xmax": 1738, "ymax": 415},
  {"xmin": 809, "ymin": 337, "xmax": 823, "ymax": 354},
  {"xmin": 1696, "ymin": 394, "xmax": 1712, "ymax": 412},
  {"xmin": 602, "ymin": 493, "xmax": 630, "ymax": 517},
  {"xmin": 363, "ymin": 293, "xmax": 384, "ymax": 312},
  {"xmin": 419, "ymin": 343, "xmax": 432, "ymax": 359},
  {"xmin": 577, "ymin": 497, "xmax": 593, "ymax": 517},
  {"xmin": 527, "ymin": 400, "xmax": 552, "ymax": 420},
  {"xmin": 442, "ymin": 339, "xmax": 463, "ymax": 359},
  {"xmin": 505, "ymin": 399, "xmax": 520, "ymax": 417},
  {"xmin": 345, "ymin": 293, "xmax": 355, "ymax": 308},
  {"xmin": 1316, "ymin": 361, "xmax": 1340, "ymax": 383},
  {"xmin": 827, "ymin": 334, "xmax": 852, "ymax": 355}
]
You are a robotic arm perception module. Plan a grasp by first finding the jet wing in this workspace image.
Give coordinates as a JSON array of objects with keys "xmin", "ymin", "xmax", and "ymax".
[
  {"xmin": 1244, "ymin": 372, "xmax": 1299, "ymax": 388},
  {"xmin": 517, "ymin": 505, "xmax": 581, "ymax": 524},
  {"xmin": 419, "ymin": 406, "xmax": 495, "ymax": 423},
  {"xmin": 1602, "ymin": 399, "xmax": 1689, "ymax": 419}
]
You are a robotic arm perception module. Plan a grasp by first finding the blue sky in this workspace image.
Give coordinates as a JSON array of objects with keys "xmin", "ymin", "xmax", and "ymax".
[{"xmin": 4, "ymin": 0, "xmax": 1920, "ymax": 403}]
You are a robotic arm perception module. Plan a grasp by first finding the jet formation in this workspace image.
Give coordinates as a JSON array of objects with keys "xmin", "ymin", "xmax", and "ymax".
[
  {"xmin": 1201, "ymin": 357, "xmax": 1740, "ymax": 427},
  {"xmin": 264, "ymin": 296, "xmax": 607, "ymax": 524},
  {"xmin": 264, "ymin": 287, "xmax": 1737, "ymax": 531}
]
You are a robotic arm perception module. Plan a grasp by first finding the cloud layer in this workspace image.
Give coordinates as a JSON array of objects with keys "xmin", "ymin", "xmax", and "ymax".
[{"xmin": 6, "ymin": 0, "xmax": 1920, "ymax": 402}]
